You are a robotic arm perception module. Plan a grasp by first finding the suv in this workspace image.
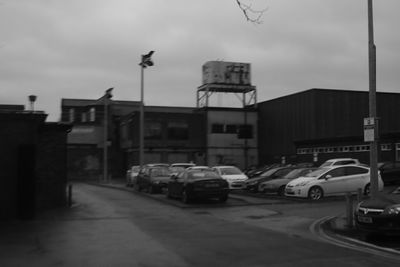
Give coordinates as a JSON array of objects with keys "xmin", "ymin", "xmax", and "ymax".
[
  {"xmin": 320, "ymin": 158, "xmax": 360, "ymax": 167},
  {"xmin": 135, "ymin": 164, "xmax": 172, "ymax": 194}
]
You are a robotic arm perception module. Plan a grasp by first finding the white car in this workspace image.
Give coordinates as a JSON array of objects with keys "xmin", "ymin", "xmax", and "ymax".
[
  {"xmin": 319, "ymin": 158, "xmax": 360, "ymax": 167},
  {"xmin": 285, "ymin": 165, "xmax": 384, "ymax": 200},
  {"xmin": 212, "ymin": 166, "xmax": 248, "ymax": 189}
]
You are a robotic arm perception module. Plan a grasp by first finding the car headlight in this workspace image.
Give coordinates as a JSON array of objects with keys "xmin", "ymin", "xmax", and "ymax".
[{"xmin": 383, "ymin": 204, "xmax": 400, "ymax": 215}]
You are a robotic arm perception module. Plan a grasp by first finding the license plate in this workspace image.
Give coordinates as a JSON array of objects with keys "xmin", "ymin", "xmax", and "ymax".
[
  {"xmin": 357, "ymin": 215, "xmax": 372, "ymax": 223},
  {"xmin": 205, "ymin": 183, "xmax": 219, "ymax": 188}
]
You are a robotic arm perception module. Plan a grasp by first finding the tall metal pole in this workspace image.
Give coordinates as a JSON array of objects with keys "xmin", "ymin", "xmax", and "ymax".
[
  {"xmin": 103, "ymin": 97, "xmax": 108, "ymax": 182},
  {"xmin": 368, "ymin": 0, "xmax": 379, "ymax": 198},
  {"xmin": 138, "ymin": 51, "xmax": 154, "ymax": 168},
  {"xmin": 139, "ymin": 61, "xmax": 145, "ymax": 168}
]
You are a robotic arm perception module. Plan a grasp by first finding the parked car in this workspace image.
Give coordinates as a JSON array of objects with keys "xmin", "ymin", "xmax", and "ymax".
[
  {"xmin": 245, "ymin": 166, "xmax": 296, "ymax": 192},
  {"xmin": 167, "ymin": 169, "xmax": 229, "ymax": 203},
  {"xmin": 245, "ymin": 164, "xmax": 280, "ymax": 179},
  {"xmin": 378, "ymin": 162, "xmax": 400, "ymax": 185},
  {"xmin": 355, "ymin": 186, "xmax": 400, "ymax": 234},
  {"xmin": 320, "ymin": 158, "xmax": 360, "ymax": 167},
  {"xmin": 285, "ymin": 165, "xmax": 384, "ymax": 200},
  {"xmin": 134, "ymin": 164, "xmax": 172, "ymax": 194},
  {"xmin": 126, "ymin": 165, "xmax": 140, "ymax": 187},
  {"xmin": 186, "ymin": 166, "xmax": 211, "ymax": 171},
  {"xmin": 169, "ymin": 163, "xmax": 196, "ymax": 176},
  {"xmin": 212, "ymin": 166, "xmax": 248, "ymax": 190},
  {"xmin": 258, "ymin": 167, "xmax": 317, "ymax": 195}
]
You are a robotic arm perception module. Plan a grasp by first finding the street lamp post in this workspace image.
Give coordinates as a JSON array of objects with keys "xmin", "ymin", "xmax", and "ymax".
[
  {"xmin": 139, "ymin": 51, "xmax": 155, "ymax": 168},
  {"xmin": 368, "ymin": 0, "xmax": 379, "ymax": 198},
  {"xmin": 103, "ymin": 87, "xmax": 113, "ymax": 183}
]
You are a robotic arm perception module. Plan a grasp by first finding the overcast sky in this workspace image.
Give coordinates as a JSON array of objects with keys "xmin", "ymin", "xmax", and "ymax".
[{"xmin": 1, "ymin": 0, "xmax": 399, "ymax": 121}]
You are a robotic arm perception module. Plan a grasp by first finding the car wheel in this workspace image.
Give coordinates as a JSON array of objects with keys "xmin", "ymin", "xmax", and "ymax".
[
  {"xmin": 278, "ymin": 186, "xmax": 285, "ymax": 196},
  {"xmin": 308, "ymin": 186, "xmax": 323, "ymax": 200},
  {"xmin": 219, "ymin": 195, "xmax": 228, "ymax": 203},
  {"xmin": 182, "ymin": 190, "xmax": 190, "ymax": 204},
  {"xmin": 364, "ymin": 183, "xmax": 371, "ymax": 196}
]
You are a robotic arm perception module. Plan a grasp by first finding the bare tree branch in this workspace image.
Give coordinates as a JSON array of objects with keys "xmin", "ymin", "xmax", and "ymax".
[{"xmin": 235, "ymin": 0, "xmax": 267, "ymax": 24}]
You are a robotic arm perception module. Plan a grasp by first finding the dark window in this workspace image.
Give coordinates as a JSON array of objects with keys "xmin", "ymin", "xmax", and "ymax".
[
  {"xmin": 324, "ymin": 167, "xmax": 346, "ymax": 178},
  {"xmin": 211, "ymin": 124, "xmax": 224, "ymax": 133},
  {"xmin": 238, "ymin": 125, "xmax": 253, "ymax": 139},
  {"xmin": 345, "ymin": 166, "xmax": 368, "ymax": 175},
  {"xmin": 145, "ymin": 122, "xmax": 162, "ymax": 139},
  {"xmin": 167, "ymin": 122, "xmax": 188, "ymax": 140},
  {"xmin": 225, "ymin": 124, "xmax": 237, "ymax": 134}
]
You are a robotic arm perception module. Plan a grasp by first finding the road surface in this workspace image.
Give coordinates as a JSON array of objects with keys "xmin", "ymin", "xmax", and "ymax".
[{"xmin": 0, "ymin": 183, "xmax": 398, "ymax": 266}]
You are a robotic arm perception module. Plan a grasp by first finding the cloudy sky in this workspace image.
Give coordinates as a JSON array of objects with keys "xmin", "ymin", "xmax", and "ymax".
[{"xmin": 1, "ymin": 0, "xmax": 399, "ymax": 121}]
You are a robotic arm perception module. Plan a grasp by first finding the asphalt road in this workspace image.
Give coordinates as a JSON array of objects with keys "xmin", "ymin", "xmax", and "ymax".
[{"xmin": 0, "ymin": 183, "xmax": 399, "ymax": 266}]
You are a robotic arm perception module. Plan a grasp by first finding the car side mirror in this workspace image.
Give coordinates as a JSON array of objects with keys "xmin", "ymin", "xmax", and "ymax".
[{"xmin": 325, "ymin": 174, "xmax": 332, "ymax": 180}]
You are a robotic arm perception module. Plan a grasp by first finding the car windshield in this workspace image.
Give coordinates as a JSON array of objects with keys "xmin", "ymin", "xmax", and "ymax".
[
  {"xmin": 219, "ymin": 167, "xmax": 242, "ymax": 175},
  {"xmin": 260, "ymin": 168, "xmax": 280, "ymax": 177},
  {"xmin": 188, "ymin": 171, "xmax": 220, "ymax": 179},
  {"xmin": 284, "ymin": 169, "xmax": 305, "ymax": 179},
  {"xmin": 320, "ymin": 162, "xmax": 333, "ymax": 167},
  {"xmin": 304, "ymin": 168, "xmax": 328, "ymax": 178},
  {"xmin": 151, "ymin": 168, "xmax": 171, "ymax": 177},
  {"xmin": 170, "ymin": 166, "xmax": 186, "ymax": 173}
]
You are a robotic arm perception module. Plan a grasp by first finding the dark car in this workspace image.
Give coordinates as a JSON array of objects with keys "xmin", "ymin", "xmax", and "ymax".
[
  {"xmin": 378, "ymin": 162, "xmax": 400, "ymax": 185},
  {"xmin": 355, "ymin": 187, "xmax": 400, "ymax": 234},
  {"xmin": 258, "ymin": 167, "xmax": 317, "ymax": 195},
  {"xmin": 166, "ymin": 169, "xmax": 229, "ymax": 203},
  {"xmin": 135, "ymin": 165, "xmax": 172, "ymax": 194},
  {"xmin": 244, "ymin": 166, "xmax": 296, "ymax": 192}
]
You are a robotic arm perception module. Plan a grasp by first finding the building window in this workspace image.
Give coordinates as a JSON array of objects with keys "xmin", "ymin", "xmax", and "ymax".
[
  {"xmin": 381, "ymin": 144, "xmax": 392, "ymax": 151},
  {"xmin": 225, "ymin": 124, "xmax": 237, "ymax": 134},
  {"xmin": 69, "ymin": 108, "xmax": 75, "ymax": 122},
  {"xmin": 238, "ymin": 125, "xmax": 253, "ymax": 139},
  {"xmin": 211, "ymin": 124, "xmax": 224, "ymax": 134},
  {"xmin": 396, "ymin": 143, "xmax": 400, "ymax": 161},
  {"xmin": 167, "ymin": 122, "xmax": 188, "ymax": 140},
  {"xmin": 145, "ymin": 121, "xmax": 162, "ymax": 139},
  {"xmin": 89, "ymin": 107, "xmax": 96, "ymax": 122}
]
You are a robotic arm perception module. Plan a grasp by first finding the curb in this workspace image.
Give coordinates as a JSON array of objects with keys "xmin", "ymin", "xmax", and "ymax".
[{"xmin": 311, "ymin": 216, "xmax": 400, "ymax": 260}]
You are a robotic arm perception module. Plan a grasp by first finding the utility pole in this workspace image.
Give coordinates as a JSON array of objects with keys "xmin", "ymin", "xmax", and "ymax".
[
  {"xmin": 139, "ymin": 51, "xmax": 155, "ymax": 168},
  {"xmin": 368, "ymin": 0, "xmax": 379, "ymax": 198},
  {"xmin": 103, "ymin": 88, "xmax": 113, "ymax": 183}
]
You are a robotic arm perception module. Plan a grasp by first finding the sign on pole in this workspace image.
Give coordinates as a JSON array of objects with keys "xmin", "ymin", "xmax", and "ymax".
[{"xmin": 364, "ymin": 117, "xmax": 375, "ymax": 142}]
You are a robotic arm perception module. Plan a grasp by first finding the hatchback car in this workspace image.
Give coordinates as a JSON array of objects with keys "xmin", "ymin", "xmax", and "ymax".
[
  {"xmin": 167, "ymin": 169, "xmax": 229, "ymax": 203},
  {"xmin": 245, "ymin": 166, "xmax": 296, "ymax": 193},
  {"xmin": 212, "ymin": 166, "xmax": 248, "ymax": 190},
  {"xmin": 319, "ymin": 158, "xmax": 360, "ymax": 167},
  {"xmin": 378, "ymin": 162, "xmax": 400, "ymax": 185},
  {"xmin": 285, "ymin": 165, "xmax": 384, "ymax": 200},
  {"xmin": 258, "ymin": 167, "xmax": 317, "ymax": 195},
  {"xmin": 355, "ymin": 187, "xmax": 400, "ymax": 234},
  {"xmin": 134, "ymin": 165, "xmax": 172, "ymax": 194}
]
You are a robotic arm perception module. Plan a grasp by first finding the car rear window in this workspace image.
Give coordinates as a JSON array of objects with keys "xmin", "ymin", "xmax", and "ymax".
[
  {"xmin": 151, "ymin": 168, "xmax": 171, "ymax": 177},
  {"xmin": 189, "ymin": 171, "xmax": 220, "ymax": 179}
]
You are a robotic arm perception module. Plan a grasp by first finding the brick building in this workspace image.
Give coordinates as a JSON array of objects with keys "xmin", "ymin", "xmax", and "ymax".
[{"xmin": 0, "ymin": 105, "xmax": 70, "ymax": 219}]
